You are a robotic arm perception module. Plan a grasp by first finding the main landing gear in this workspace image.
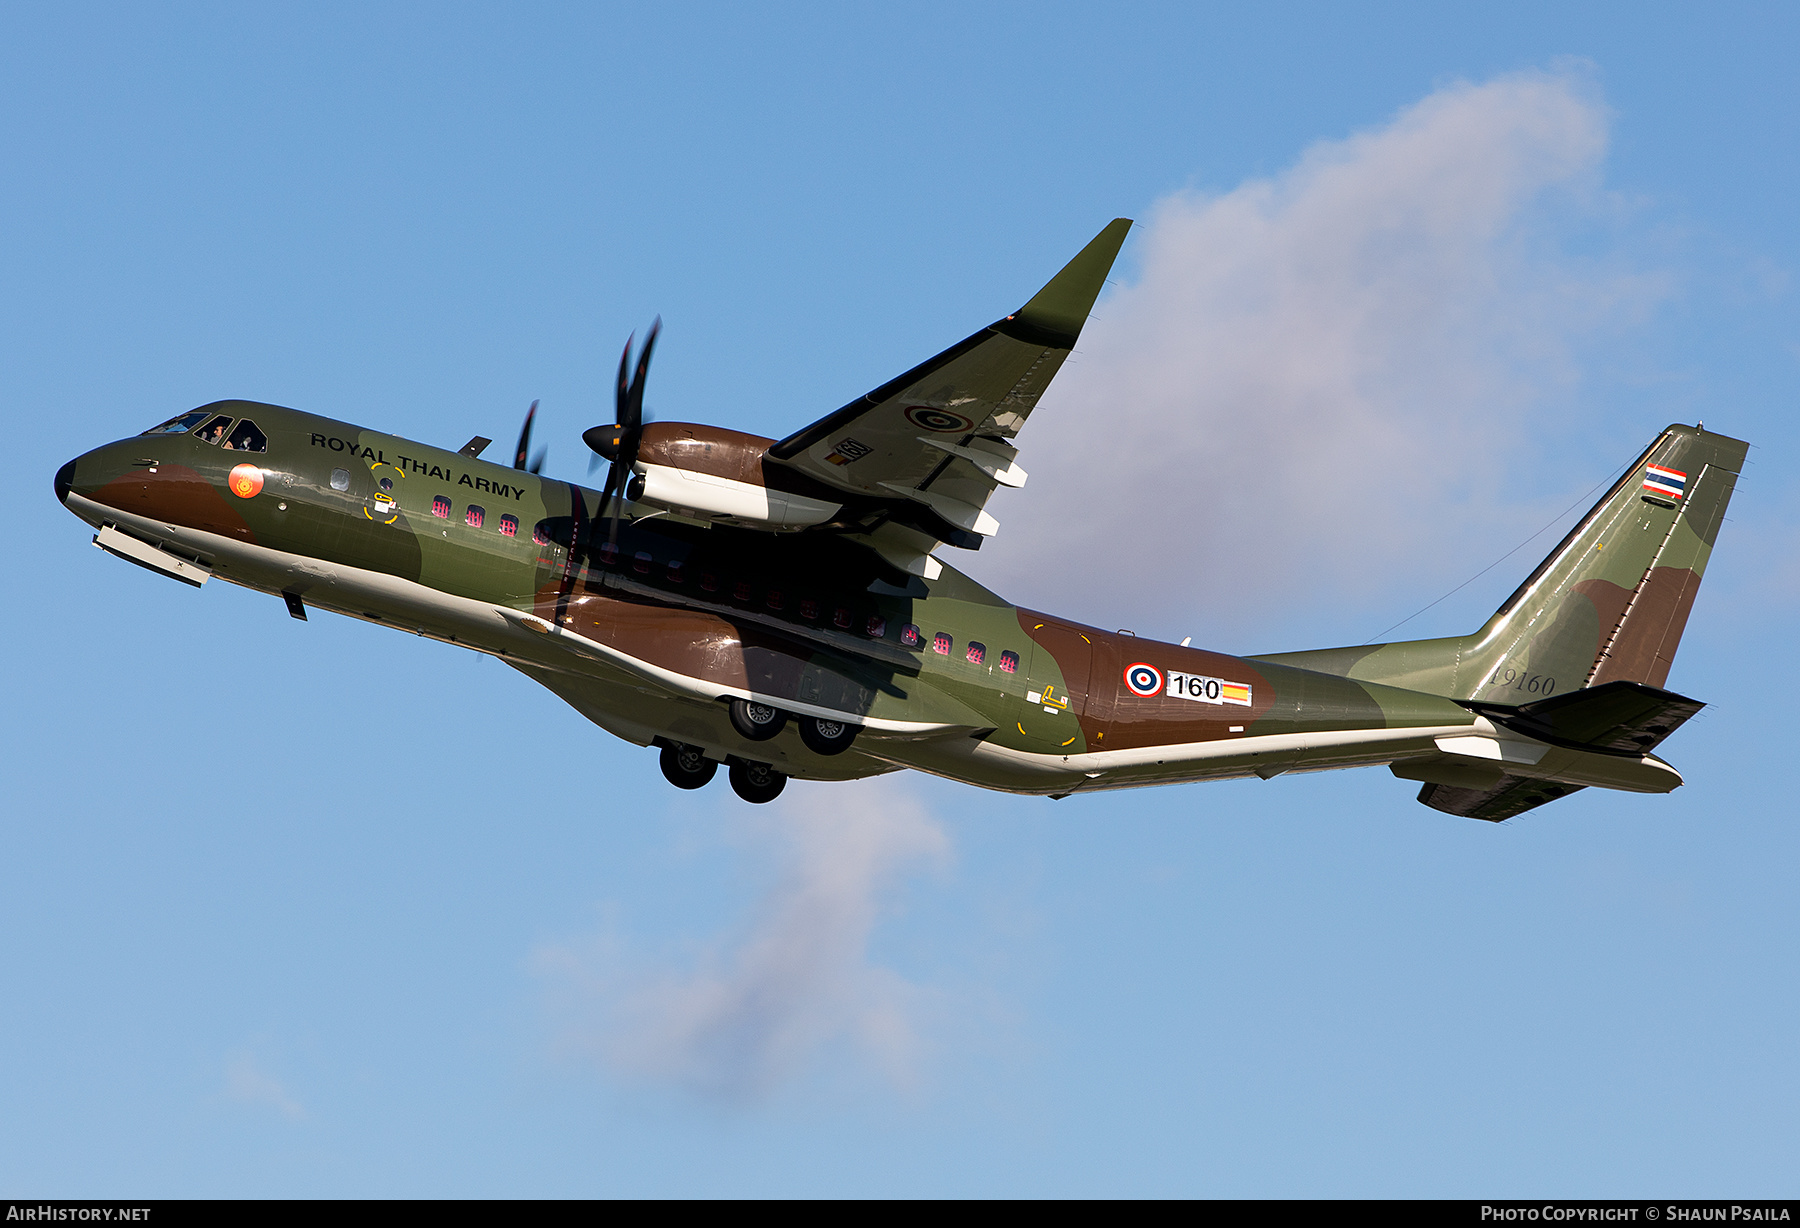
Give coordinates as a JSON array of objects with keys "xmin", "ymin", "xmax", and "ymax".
[
  {"xmin": 728, "ymin": 759, "xmax": 786, "ymax": 804},
  {"xmin": 798, "ymin": 715, "xmax": 857, "ymax": 756},
  {"xmin": 729, "ymin": 698, "xmax": 859, "ymax": 757},
  {"xmin": 729, "ymin": 698, "xmax": 786, "ymax": 740},
  {"xmin": 656, "ymin": 741, "xmax": 788, "ymax": 804},
  {"xmin": 659, "ymin": 743, "xmax": 717, "ymax": 790}
]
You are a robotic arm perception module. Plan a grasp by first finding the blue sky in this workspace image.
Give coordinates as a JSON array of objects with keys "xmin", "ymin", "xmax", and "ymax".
[{"xmin": 3, "ymin": 2, "xmax": 1797, "ymax": 1196}]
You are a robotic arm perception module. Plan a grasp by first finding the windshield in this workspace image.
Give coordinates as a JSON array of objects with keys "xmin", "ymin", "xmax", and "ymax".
[
  {"xmin": 141, "ymin": 410, "xmax": 213, "ymax": 436},
  {"xmin": 223, "ymin": 419, "xmax": 267, "ymax": 452},
  {"xmin": 194, "ymin": 415, "xmax": 232, "ymax": 445}
]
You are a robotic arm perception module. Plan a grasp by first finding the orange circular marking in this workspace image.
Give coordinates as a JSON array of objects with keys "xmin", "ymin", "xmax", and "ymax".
[{"xmin": 228, "ymin": 464, "xmax": 264, "ymax": 499}]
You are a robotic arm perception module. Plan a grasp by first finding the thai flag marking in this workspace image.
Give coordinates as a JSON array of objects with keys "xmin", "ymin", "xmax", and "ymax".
[{"xmin": 1644, "ymin": 463, "xmax": 1687, "ymax": 500}]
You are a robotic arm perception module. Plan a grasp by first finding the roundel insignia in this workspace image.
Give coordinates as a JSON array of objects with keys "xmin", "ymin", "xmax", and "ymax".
[
  {"xmin": 1125, "ymin": 662, "xmax": 1163, "ymax": 697},
  {"xmin": 228, "ymin": 464, "xmax": 264, "ymax": 499},
  {"xmin": 903, "ymin": 405, "xmax": 975, "ymax": 434}
]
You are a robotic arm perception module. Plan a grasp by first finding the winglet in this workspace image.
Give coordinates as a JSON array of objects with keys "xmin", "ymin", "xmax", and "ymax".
[{"xmin": 996, "ymin": 218, "xmax": 1132, "ymax": 348}]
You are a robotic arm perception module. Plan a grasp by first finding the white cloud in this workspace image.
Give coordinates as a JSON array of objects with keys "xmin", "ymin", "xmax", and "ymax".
[
  {"xmin": 536, "ymin": 776, "xmax": 950, "ymax": 1103},
  {"xmin": 987, "ymin": 69, "xmax": 1666, "ymax": 644},
  {"xmin": 224, "ymin": 1049, "xmax": 305, "ymax": 1120}
]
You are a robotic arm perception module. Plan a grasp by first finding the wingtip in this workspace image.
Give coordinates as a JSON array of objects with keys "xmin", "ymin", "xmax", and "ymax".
[{"xmin": 1001, "ymin": 218, "xmax": 1134, "ymax": 348}]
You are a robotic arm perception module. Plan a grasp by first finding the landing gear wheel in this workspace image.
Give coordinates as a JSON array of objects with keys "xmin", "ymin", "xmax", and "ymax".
[
  {"xmin": 728, "ymin": 760, "xmax": 787, "ymax": 804},
  {"xmin": 659, "ymin": 743, "xmax": 717, "ymax": 790},
  {"xmin": 730, "ymin": 698, "xmax": 787, "ymax": 741},
  {"xmin": 798, "ymin": 716, "xmax": 858, "ymax": 756}
]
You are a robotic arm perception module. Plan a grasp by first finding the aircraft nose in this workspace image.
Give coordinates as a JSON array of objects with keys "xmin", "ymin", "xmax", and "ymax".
[{"xmin": 54, "ymin": 458, "xmax": 77, "ymax": 506}]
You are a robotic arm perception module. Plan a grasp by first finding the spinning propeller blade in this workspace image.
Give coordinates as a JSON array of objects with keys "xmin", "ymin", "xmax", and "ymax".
[
  {"xmin": 513, "ymin": 400, "xmax": 543, "ymax": 473},
  {"xmin": 581, "ymin": 317, "xmax": 660, "ymax": 552}
]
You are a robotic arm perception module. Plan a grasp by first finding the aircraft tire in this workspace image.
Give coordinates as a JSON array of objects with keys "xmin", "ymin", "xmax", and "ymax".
[
  {"xmin": 659, "ymin": 743, "xmax": 717, "ymax": 790},
  {"xmin": 728, "ymin": 760, "xmax": 787, "ymax": 804},
  {"xmin": 729, "ymin": 698, "xmax": 787, "ymax": 741},
  {"xmin": 798, "ymin": 716, "xmax": 858, "ymax": 756}
]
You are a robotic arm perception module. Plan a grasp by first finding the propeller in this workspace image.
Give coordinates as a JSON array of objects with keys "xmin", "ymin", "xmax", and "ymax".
[
  {"xmin": 582, "ymin": 317, "xmax": 660, "ymax": 553},
  {"xmin": 513, "ymin": 400, "xmax": 546, "ymax": 474}
]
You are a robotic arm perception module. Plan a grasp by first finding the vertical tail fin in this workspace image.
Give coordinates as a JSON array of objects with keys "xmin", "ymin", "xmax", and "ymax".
[
  {"xmin": 1254, "ymin": 424, "xmax": 1748, "ymax": 701},
  {"xmin": 1463, "ymin": 423, "xmax": 1746, "ymax": 699}
]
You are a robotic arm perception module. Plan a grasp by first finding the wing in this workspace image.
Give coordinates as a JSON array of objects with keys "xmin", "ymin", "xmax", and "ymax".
[{"xmin": 766, "ymin": 219, "xmax": 1131, "ymax": 576}]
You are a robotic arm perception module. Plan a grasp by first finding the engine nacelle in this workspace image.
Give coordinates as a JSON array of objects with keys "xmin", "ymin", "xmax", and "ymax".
[{"xmin": 630, "ymin": 423, "xmax": 841, "ymax": 529}]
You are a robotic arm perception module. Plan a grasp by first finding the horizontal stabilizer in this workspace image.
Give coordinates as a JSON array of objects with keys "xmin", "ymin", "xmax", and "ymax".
[
  {"xmin": 1468, "ymin": 680, "xmax": 1704, "ymax": 756},
  {"xmin": 1416, "ymin": 776, "xmax": 1587, "ymax": 823}
]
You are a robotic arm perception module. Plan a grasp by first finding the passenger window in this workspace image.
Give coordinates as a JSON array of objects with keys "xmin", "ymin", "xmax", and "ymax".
[
  {"xmin": 142, "ymin": 410, "xmax": 213, "ymax": 436},
  {"xmin": 633, "ymin": 551, "xmax": 652, "ymax": 574},
  {"xmin": 431, "ymin": 495, "xmax": 451, "ymax": 518},
  {"xmin": 900, "ymin": 623, "xmax": 920, "ymax": 648},
  {"xmin": 734, "ymin": 581, "xmax": 752, "ymax": 601},
  {"xmin": 465, "ymin": 505, "xmax": 485, "ymax": 528},
  {"xmin": 999, "ymin": 650, "xmax": 1019, "ymax": 674},
  {"xmin": 833, "ymin": 608, "xmax": 852, "ymax": 630},
  {"xmin": 499, "ymin": 514, "xmax": 518, "ymax": 537},
  {"xmin": 224, "ymin": 419, "xmax": 267, "ymax": 452},
  {"xmin": 331, "ymin": 468, "xmax": 351, "ymax": 492},
  {"xmin": 194, "ymin": 415, "xmax": 232, "ymax": 445},
  {"xmin": 599, "ymin": 543, "xmax": 619, "ymax": 566},
  {"xmin": 932, "ymin": 633, "xmax": 952, "ymax": 656},
  {"xmin": 379, "ymin": 477, "xmax": 393, "ymax": 491},
  {"xmin": 532, "ymin": 522, "xmax": 551, "ymax": 546},
  {"xmin": 666, "ymin": 560, "xmax": 684, "ymax": 583},
  {"xmin": 766, "ymin": 590, "xmax": 784, "ymax": 612},
  {"xmin": 799, "ymin": 599, "xmax": 819, "ymax": 620},
  {"xmin": 700, "ymin": 572, "xmax": 719, "ymax": 592},
  {"xmin": 966, "ymin": 641, "xmax": 986, "ymax": 665},
  {"xmin": 867, "ymin": 616, "xmax": 888, "ymax": 639}
]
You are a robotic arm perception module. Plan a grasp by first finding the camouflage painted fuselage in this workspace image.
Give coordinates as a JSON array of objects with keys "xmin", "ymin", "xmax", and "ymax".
[
  {"xmin": 55, "ymin": 400, "xmax": 1487, "ymax": 793},
  {"xmin": 57, "ymin": 401, "xmax": 1740, "ymax": 812}
]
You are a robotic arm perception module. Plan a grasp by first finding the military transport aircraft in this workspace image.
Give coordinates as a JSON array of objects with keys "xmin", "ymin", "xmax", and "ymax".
[{"xmin": 55, "ymin": 219, "xmax": 1746, "ymax": 817}]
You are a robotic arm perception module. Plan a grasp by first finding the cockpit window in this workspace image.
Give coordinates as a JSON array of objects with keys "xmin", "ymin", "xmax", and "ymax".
[
  {"xmin": 223, "ymin": 419, "xmax": 268, "ymax": 452},
  {"xmin": 142, "ymin": 410, "xmax": 213, "ymax": 436},
  {"xmin": 194, "ymin": 415, "xmax": 233, "ymax": 446}
]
